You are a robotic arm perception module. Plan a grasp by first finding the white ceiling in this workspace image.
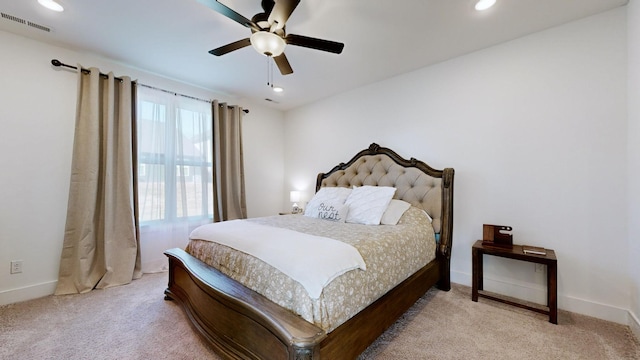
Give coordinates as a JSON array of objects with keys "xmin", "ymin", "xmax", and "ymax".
[{"xmin": 0, "ymin": 0, "xmax": 628, "ymax": 110}]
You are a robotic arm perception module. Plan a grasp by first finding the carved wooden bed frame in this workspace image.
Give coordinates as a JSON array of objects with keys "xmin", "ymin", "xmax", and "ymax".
[{"xmin": 164, "ymin": 143, "xmax": 454, "ymax": 359}]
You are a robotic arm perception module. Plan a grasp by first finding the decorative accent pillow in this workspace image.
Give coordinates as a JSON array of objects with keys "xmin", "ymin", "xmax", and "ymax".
[
  {"xmin": 315, "ymin": 202, "xmax": 349, "ymax": 223},
  {"xmin": 304, "ymin": 187, "xmax": 352, "ymax": 218},
  {"xmin": 380, "ymin": 199, "xmax": 412, "ymax": 225},
  {"xmin": 345, "ymin": 186, "xmax": 396, "ymax": 225}
]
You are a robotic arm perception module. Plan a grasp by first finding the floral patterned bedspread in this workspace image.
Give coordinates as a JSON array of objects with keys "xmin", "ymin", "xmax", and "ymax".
[{"xmin": 186, "ymin": 206, "xmax": 436, "ymax": 332}]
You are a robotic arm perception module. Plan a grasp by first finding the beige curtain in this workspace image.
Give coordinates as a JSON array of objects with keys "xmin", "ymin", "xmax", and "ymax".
[
  {"xmin": 55, "ymin": 67, "xmax": 141, "ymax": 295},
  {"xmin": 212, "ymin": 100, "xmax": 247, "ymax": 221}
]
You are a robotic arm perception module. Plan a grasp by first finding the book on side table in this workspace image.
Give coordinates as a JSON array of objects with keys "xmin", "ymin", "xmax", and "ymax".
[{"xmin": 522, "ymin": 245, "xmax": 547, "ymax": 255}]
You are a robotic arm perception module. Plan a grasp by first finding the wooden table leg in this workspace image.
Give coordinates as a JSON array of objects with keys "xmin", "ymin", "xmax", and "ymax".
[
  {"xmin": 478, "ymin": 251, "xmax": 483, "ymax": 291},
  {"xmin": 548, "ymin": 261, "xmax": 558, "ymax": 324},
  {"xmin": 472, "ymin": 248, "xmax": 482, "ymax": 302}
]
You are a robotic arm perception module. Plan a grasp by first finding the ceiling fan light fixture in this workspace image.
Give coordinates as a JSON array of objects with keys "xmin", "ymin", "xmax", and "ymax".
[
  {"xmin": 475, "ymin": 0, "xmax": 496, "ymax": 11},
  {"xmin": 38, "ymin": 0, "xmax": 64, "ymax": 12},
  {"xmin": 250, "ymin": 31, "xmax": 286, "ymax": 57}
]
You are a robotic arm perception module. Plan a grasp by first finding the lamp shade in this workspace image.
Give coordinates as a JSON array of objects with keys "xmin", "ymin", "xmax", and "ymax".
[
  {"xmin": 289, "ymin": 191, "xmax": 301, "ymax": 203},
  {"xmin": 250, "ymin": 31, "xmax": 286, "ymax": 57}
]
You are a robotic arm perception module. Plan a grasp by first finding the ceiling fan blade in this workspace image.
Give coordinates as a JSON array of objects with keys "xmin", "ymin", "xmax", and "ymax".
[
  {"xmin": 267, "ymin": 0, "xmax": 300, "ymax": 31},
  {"xmin": 285, "ymin": 34, "xmax": 344, "ymax": 54},
  {"xmin": 197, "ymin": 0, "xmax": 260, "ymax": 32},
  {"xmin": 273, "ymin": 53, "xmax": 293, "ymax": 75},
  {"xmin": 209, "ymin": 38, "xmax": 251, "ymax": 56}
]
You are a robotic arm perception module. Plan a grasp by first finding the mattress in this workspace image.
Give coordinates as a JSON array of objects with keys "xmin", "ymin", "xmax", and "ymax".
[{"xmin": 186, "ymin": 206, "xmax": 436, "ymax": 332}]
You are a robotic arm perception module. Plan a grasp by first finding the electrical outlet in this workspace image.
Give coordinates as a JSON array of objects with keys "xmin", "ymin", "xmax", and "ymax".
[
  {"xmin": 535, "ymin": 263, "xmax": 544, "ymax": 273},
  {"xmin": 10, "ymin": 260, "xmax": 23, "ymax": 274}
]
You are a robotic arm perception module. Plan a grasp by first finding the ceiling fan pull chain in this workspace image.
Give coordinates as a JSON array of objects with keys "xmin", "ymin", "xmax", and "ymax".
[
  {"xmin": 266, "ymin": 56, "xmax": 269, "ymax": 87},
  {"xmin": 267, "ymin": 56, "xmax": 272, "ymax": 87}
]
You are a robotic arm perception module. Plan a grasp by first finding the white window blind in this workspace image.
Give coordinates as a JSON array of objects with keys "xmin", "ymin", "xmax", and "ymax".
[{"xmin": 136, "ymin": 86, "xmax": 213, "ymax": 272}]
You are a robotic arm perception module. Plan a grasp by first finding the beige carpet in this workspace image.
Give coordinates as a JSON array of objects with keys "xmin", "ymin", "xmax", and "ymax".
[{"xmin": 1, "ymin": 272, "xmax": 638, "ymax": 359}]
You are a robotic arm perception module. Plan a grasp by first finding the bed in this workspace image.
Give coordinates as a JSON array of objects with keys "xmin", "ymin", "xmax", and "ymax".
[{"xmin": 164, "ymin": 143, "xmax": 454, "ymax": 359}]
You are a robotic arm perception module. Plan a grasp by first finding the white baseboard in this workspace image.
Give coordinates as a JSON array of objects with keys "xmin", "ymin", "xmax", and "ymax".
[
  {"xmin": 0, "ymin": 280, "xmax": 57, "ymax": 306},
  {"xmin": 451, "ymin": 270, "xmax": 630, "ymax": 325},
  {"xmin": 629, "ymin": 310, "xmax": 640, "ymax": 342},
  {"xmin": 141, "ymin": 258, "xmax": 169, "ymax": 274},
  {"xmin": 2, "ymin": 270, "xmax": 638, "ymax": 337},
  {"xmin": 561, "ymin": 293, "xmax": 630, "ymax": 324}
]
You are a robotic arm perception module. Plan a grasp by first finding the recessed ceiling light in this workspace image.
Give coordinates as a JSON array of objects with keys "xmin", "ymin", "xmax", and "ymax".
[
  {"xmin": 272, "ymin": 86, "xmax": 284, "ymax": 93},
  {"xmin": 38, "ymin": 0, "xmax": 64, "ymax": 12},
  {"xmin": 475, "ymin": 0, "xmax": 496, "ymax": 11}
]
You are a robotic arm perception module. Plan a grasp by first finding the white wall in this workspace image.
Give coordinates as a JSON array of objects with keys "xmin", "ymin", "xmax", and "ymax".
[
  {"xmin": 1, "ymin": 5, "xmax": 635, "ymax": 330},
  {"xmin": 0, "ymin": 30, "xmax": 285, "ymax": 305},
  {"xmin": 285, "ymin": 8, "xmax": 629, "ymax": 323},
  {"xmin": 628, "ymin": 0, "xmax": 640, "ymax": 338}
]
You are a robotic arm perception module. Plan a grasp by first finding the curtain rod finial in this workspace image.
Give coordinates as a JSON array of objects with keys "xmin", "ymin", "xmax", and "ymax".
[{"xmin": 51, "ymin": 59, "xmax": 61, "ymax": 67}]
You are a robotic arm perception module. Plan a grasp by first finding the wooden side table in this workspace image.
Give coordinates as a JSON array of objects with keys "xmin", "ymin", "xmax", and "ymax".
[{"xmin": 472, "ymin": 240, "xmax": 558, "ymax": 324}]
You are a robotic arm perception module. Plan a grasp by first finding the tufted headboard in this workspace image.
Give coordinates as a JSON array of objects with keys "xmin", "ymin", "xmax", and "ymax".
[{"xmin": 316, "ymin": 143, "xmax": 454, "ymax": 257}]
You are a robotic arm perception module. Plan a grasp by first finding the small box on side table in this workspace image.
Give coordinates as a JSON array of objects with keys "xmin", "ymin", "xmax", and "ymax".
[{"xmin": 471, "ymin": 240, "xmax": 558, "ymax": 324}]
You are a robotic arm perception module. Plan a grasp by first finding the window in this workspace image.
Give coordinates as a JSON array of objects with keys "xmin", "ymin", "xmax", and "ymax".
[{"xmin": 136, "ymin": 87, "xmax": 213, "ymax": 224}]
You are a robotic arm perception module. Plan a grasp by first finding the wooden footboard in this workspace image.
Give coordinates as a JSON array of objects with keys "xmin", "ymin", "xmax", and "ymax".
[
  {"xmin": 164, "ymin": 248, "xmax": 326, "ymax": 360},
  {"xmin": 165, "ymin": 248, "xmax": 443, "ymax": 360}
]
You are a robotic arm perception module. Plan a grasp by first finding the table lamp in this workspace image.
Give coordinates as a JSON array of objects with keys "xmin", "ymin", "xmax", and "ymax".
[{"xmin": 290, "ymin": 191, "xmax": 302, "ymax": 214}]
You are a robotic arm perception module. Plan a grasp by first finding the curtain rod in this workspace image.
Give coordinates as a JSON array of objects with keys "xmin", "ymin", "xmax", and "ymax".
[{"xmin": 50, "ymin": 59, "xmax": 249, "ymax": 114}]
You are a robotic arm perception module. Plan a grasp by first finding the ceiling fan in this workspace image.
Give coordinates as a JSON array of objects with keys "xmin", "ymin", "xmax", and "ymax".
[{"xmin": 198, "ymin": 0, "xmax": 344, "ymax": 75}]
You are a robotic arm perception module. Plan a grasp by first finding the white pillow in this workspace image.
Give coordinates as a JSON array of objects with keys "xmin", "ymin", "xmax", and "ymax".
[
  {"xmin": 380, "ymin": 199, "xmax": 412, "ymax": 225},
  {"xmin": 345, "ymin": 186, "xmax": 396, "ymax": 225},
  {"xmin": 422, "ymin": 209, "xmax": 433, "ymax": 222},
  {"xmin": 304, "ymin": 187, "xmax": 352, "ymax": 218}
]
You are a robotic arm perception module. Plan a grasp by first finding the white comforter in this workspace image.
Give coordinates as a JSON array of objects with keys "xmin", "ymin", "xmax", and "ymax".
[{"xmin": 189, "ymin": 219, "xmax": 367, "ymax": 299}]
